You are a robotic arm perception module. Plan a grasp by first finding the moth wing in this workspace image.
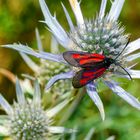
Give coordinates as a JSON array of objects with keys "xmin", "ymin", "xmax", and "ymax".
[
  {"xmin": 63, "ymin": 51, "xmax": 85, "ymax": 67},
  {"xmin": 72, "ymin": 67, "xmax": 106, "ymax": 88},
  {"xmin": 63, "ymin": 51, "xmax": 105, "ymax": 67}
]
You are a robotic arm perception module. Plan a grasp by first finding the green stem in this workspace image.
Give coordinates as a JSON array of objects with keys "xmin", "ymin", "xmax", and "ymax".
[{"xmin": 59, "ymin": 88, "xmax": 86, "ymax": 125}]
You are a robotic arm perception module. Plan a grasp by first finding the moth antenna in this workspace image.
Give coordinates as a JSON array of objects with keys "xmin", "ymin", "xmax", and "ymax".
[
  {"xmin": 115, "ymin": 38, "xmax": 130, "ymax": 60},
  {"xmin": 117, "ymin": 64, "xmax": 132, "ymax": 80}
]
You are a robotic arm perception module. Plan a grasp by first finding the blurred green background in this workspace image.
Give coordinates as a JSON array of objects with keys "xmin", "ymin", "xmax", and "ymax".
[{"xmin": 0, "ymin": 0, "xmax": 140, "ymax": 140}]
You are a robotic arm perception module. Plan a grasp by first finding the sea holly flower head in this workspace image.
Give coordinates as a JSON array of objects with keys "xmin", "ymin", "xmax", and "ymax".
[
  {"xmin": 69, "ymin": 16, "xmax": 128, "ymax": 57},
  {"xmin": 20, "ymin": 29, "xmax": 73, "ymax": 101},
  {"xmin": 3, "ymin": 0, "xmax": 140, "ymax": 120},
  {"xmin": 0, "ymin": 78, "xmax": 73, "ymax": 140}
]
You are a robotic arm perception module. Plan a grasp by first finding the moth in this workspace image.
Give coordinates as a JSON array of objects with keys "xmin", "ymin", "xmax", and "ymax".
[{"xmin": 63, "ymin": 41, "xmax": 131, "ymax": 88}]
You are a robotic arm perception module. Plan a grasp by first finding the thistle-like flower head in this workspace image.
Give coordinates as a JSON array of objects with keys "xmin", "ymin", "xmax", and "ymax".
[
  {"xmin": 19, "ymin": 29, "xmax": 73, "ymax": 101},
  {"xmin": 70, "ymin": 17, "xmax": 128, "ymax": 57},
  {"xmin": 3, "ymin": 0, "xmax": 140, "ymax": 120},
  {"xmin": 0, "ymin": 78, "xmax": 73, "ymax": 139}
]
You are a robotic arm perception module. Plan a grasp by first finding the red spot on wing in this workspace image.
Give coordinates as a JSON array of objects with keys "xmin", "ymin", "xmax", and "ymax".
[
  {"xmin": 72, "ymin": 53, "xmax": 105, "ymax": 67},
  {"xmin": 72, "ymin": 53, "xmax": 105, "ymax": 59},
  {"xmin": 83, "ymin": 68, "xmax": 106, "ymax": 77},
  {"xmin": 72, "ymin": 54, "xmax": 83, "ymax": 59},
  {"xmin": 79, "ymin": 57, "xmax": 104, "ymax": 65},
  {"xmin": 90, "ymin": 53, "xmax": 105, "ymax": 59},
  {"xmin": 80, "ymin": 77, "xmax": 92, "ymax": 85},
  {"xmin": 63, "ymin": 51, "xmax": 105, "ymax": 68},
  {"xmin": 79, "ymin": 68, "xmax": 106, "ymax": 86}
]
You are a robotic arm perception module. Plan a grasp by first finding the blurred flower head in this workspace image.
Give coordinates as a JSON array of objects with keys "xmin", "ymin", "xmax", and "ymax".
[
  {"xmin": 19, "ymin": 29, "xmax": 73, "ymax": 101},
  {"xmin": 3, "ymin": 0, "xmax": 140, "ymax": 120},
  {"xmin": 0, "ymin": 78, "xmax": 73, "ymax": 140}
]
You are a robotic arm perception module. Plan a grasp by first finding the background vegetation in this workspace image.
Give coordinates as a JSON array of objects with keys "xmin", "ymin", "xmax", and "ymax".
[{"xmin": 0, "ymin": 0, "xmax": 140, "ymax": 139}]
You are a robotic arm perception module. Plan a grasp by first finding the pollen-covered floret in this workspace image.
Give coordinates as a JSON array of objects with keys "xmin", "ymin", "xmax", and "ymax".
[
  {"xmin": 9, "ymin": 103, "xmax": 49, "ymax": 140},
  {"xmin": 70, "ymin": 16, "xmax": 129, "ymax": 58}
]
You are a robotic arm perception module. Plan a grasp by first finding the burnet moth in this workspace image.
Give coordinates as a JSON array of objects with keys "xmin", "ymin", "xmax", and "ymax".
[{"xmin": 63, "ymin": 40, "xmax": 132, "ymax": 88}]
